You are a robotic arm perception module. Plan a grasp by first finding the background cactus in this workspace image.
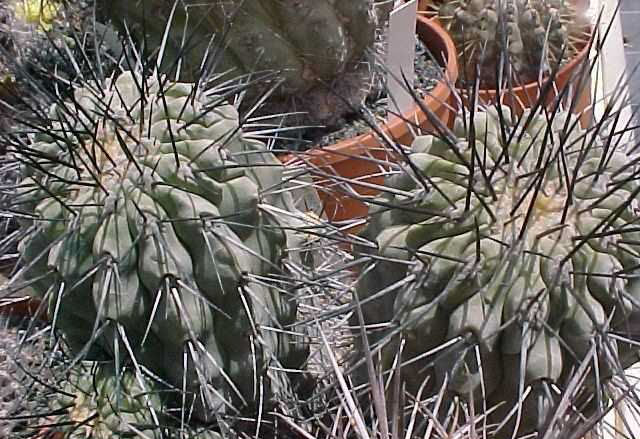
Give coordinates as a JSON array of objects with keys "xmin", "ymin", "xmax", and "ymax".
[
  {"xmin": 49, "ymin": 362, "xmax": 164, "ymax": 438},
  {"xmin": 6, "ymin": 67, "xmax": 310, "ymax": 423},
  {"xmin": 434, "ymin": 0, "xmax": 590, "ymax": 86},
  {"xmin": 355, "ymin": 105, "xmax": 640, "ymax": 436},
  {"xmin": 0, "ymin": 316, "xmax": 61, "ymax": 438},
  {"xmin": 96, "ymin": 0, "xmax": 377, "ymax": 128},
  {"xmin": 0, "ymin": 0, "xmax": 75, "ymax": 82}
]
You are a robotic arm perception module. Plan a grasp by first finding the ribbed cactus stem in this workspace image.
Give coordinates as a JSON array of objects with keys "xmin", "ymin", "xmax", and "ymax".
[
  {"xmin": 12, "ymin": 69, "xmax": 309, "ymax": 422},
  {"xmin": 98, "ymin": 0, "xmax": 377, "ymax": 126},
  {"xmin": 356, "ymin": 104, "xmax": 640, "ymax": 436},
  {"xmin": 435, "ymin": 0, "xmax": 589, "ymax": 86}
]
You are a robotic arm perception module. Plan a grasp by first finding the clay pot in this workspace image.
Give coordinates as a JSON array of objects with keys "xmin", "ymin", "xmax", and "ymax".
[
  {"xmin": 457, "ymin": 33, "xmax": 593, "ymax": 126},
  {"xmin": 420, "ymin": 0, "xmax": 594, "ymax": 124},
  {"xmin": 0, "ymin": 296, "xmax": 46, "ymax": 320},
  {"xmin": 281, "ymin": 16, "xmax": 458, "ymax": 225}
]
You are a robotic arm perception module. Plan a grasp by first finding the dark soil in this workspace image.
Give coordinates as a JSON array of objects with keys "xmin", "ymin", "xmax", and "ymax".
[{"xmin": 272, "ymin": 39, "xmax": 445, "ymax": 152}]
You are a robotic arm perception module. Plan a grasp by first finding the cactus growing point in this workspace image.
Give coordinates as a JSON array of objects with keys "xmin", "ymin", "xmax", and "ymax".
[
  {"xmin": 356, "ymin": 104, "xmax": 640, "ymax": 436},
  {"xmin": 8, "ymin": 68, "xmax": 309, "ymax": 422}
]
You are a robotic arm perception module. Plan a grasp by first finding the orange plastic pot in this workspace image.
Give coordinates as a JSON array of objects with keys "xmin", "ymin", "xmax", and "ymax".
[{"xmin": 281, "ymin": 16, "xmax": 458, "ymax": 225}]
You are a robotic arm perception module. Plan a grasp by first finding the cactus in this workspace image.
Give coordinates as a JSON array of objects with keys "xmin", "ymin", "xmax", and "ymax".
[
  {"xmin": 8, "ymin": 69, "xmax": 309, "ymax": 421},
  {"xmin": 96, "ymin": 0, "xmax": 377, "ymax": 127},
  {"xmin": 434, "ymin": 0, "xmax": 589, "ymax": 86},
  {"xmin": 47, "ymin": 360, "xmax": 229, "ymax": 438},
  {"xmin": 0, "ymin": 316, "xmax": 60, "ymax": 437},
  {"xmin": 0, "ymin": 0, "xmax": 65, "ymax": 70},
  {"xmin": 355, "ymin": 105, "xmax": 640, "ymax": 436},
  {"xmin": 49, "ymin": 362, "xmax": 164, "ymax": 439}
]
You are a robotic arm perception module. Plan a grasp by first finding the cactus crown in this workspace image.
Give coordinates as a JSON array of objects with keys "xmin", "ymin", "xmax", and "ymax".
[
  {"xmin": 435, "ymin": 0, "xmax": 589, "ymax": 86},
  {"xmin": 356, "ymin": 104, "xmax": 640, "ymax": 436},
  {"xmin": 3, "ymin": 58, "xmax": 312, "ymax": 429}
]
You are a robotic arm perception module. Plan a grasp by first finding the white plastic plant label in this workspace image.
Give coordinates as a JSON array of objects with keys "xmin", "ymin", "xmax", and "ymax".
[{"xmin": 386, "ymin": 0, "xmax": 418, "ymax": 122}]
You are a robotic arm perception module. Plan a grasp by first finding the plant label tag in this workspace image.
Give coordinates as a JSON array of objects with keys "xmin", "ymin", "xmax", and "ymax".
[{"xmin": 386, "ymin": 0, "xmax": 418, "ymax": 122}]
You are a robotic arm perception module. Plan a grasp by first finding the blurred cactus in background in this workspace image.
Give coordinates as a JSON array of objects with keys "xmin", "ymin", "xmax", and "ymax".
[
  {"xmin": 97, "ymin": 0, "xmax": 378, "ymax": 127},
  {"xmin": 434, "ymin": 0, "xmax": 590, "ymax": 86}
]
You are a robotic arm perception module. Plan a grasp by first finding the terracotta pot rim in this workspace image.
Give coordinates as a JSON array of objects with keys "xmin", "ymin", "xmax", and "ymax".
[
  {"xmin": 281, "ymin": 15, "xmax": 459, "ymax": 166},
  {"xmin": 0, "ymin": 296, "xmax": 46, "ymax": 320},
  {"xmin": 456, "ymin": 26, "xmax": 594, "ymax": 96},
  {"xmin": 420, "ymin": 0, "xmax": 594, "ymax": 96}
]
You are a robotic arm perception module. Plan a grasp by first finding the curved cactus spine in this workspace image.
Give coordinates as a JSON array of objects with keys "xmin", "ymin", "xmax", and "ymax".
[
  {"xmin": 355, "ymin": 103, "xmax": 640, "ymax": 436},
  {"xmin": 96, "ymin": 0, "xmax": 378, "ymax": 127}
]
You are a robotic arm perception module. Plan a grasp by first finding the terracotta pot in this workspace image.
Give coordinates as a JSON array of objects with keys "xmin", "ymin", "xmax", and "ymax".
[
  {"xmin": 420, "ymin": 0, "xmax": 594, "ymax": 125},
  {"xmin": 281, "ymin": 16, "xmax": 458, "ymax": 225},
  {"xmin": 458, "ymin": 35, "xmax": 593, "ymax": 126},
  {"xmin": 0, "ymin": 296, "xmax": 46, "ymax": 319}
]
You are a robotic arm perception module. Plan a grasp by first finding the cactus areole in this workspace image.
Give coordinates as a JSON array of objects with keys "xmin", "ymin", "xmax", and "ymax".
[
  {"xmin": 14, "ymin": 71, "xmax": 307, "ymax": 418},
  {"xmin": 357, "ymin": 106, "xmax": 640, "ymax": 434},
  {"xmin": 50, "ymin": 363, "xmax": 164, "ymax": 439},
  {"xmin": 99, "ymin": 0, "xmax": 377, "ymax": 126},
  {"xmin": 434, "ymin": 0, "xmax": 590, "ymax": 86}
]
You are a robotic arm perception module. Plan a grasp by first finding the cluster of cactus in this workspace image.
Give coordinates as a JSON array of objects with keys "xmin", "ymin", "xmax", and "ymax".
[
  {"xmin": 356, "ymin": 105, "xmax": 640, "ymax": 435},
  {"xmin": 5, "ymin": 2, "xmax": 640, "ymax": 438},
  {"xmin": 49, "ymin": 361, "xmax": 227, "ymax": 438},
  {"xmin": 434, "ymin": 0, "xmax": 589, "ymax": 86},
  {"xmin": 9, "ymin": 68, "xmax": 309, "ymax": 422},
  {"xmin": 50, "ymin": 362, "xmax": 163, "ymax": 438},
  {"xmin": 97, "ymin": 0, "xmax": 377, "ymax": 127}
]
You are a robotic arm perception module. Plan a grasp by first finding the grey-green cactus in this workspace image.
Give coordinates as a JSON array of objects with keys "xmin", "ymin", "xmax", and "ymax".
[
  {"xmin": 10, "ymin": 69, "xmax": 308, "ymax": 420},
  {"xmin": 48, "ymin": 360, "xmax": 230, "ymax": 438},
  {"xmin": 356, "ymin": 105, "xmax": 640, "ymax": 436},
  {"xmin": 97, "ymin": 0, "xmax": 377, "ymax": 127},
  {"xmin": 435, "ymin": 0, "xmax": 589, "ymax": 86},
  {"xmin": 50, "ymin": 362, "xmax": 164, "ymax": 439}
]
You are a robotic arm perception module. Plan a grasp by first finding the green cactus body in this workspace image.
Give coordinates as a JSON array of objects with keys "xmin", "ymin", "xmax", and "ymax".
[
  {"xmin": 97, "ymin": 0, "xmax": 376, "ymax": 126},
  {"xmin": 50, "ymin": 363, "xmax": 164, "ymax": 438},
  {"xmin": 14, "ymin": 71, "xmax": 307, "ymax": 419},
  {"xmin": 436, "ymin": 0, "xmax": 589, "ymax": 86},
  {"xmin": 357, "ymin": 106, "xmax": 640, "ymax": 434},
  {"xmin": 51, "ymin": 361, "xmax": 227, "ymax": 438}
]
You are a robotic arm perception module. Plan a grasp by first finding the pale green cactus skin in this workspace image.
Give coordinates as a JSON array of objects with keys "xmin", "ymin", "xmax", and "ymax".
[
  {"xmin": 356, "ymin": 106, "xmax": 640, "ymax": 434},
  {"xmin": 15, "ymin": 71, "xmax": 307, "ymax": 418},
  {"xmin": 50, "ymin": 363, "xmax": 164, "ymax": 438},
  {"xmin": 97, "ymin": 0, "xmax": 376, "ymax": 126},
  {"xmin": 436, "ymin": 0, "xmax": 588, "ymax": 85}
]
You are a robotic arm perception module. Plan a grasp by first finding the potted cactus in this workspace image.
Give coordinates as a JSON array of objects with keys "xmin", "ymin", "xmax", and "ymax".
[
  {"xmin": 1, "ymin": 59, "xmax": 315, "ymax": 435},
  {"xmin": 95, "ymin": 1, "xmax": 459, "ymax": 225},
  {"xmin": 285, "ymin": 15, "xmax": 458, "ymax": 225},
  {"xmin": 353, "ymin": 102, "xmax": 640, "ymax": 437},
  {"xmin": 425, "ymin": 0, "xmax": 593, "ymax": 120}
]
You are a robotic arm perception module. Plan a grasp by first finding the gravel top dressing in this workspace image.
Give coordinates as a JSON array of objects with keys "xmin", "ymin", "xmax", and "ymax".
[{"xmin": 276, "ymin": 39, "xmax": 444, "ymax": 151}]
